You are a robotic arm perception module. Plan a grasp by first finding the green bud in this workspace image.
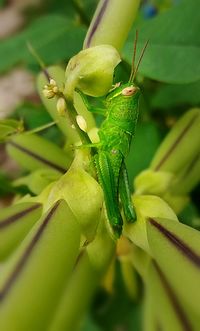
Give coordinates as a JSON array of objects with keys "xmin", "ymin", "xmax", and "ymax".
[
  {"xmin": 45, "ymin": 155, "xmax": 103, "ymax": 241},
  {"xmin": 134, "ymin": 169, "xmax": 173, "ymax": 195},
  {"xmin": 147, "ymin": 261, "xmax": 197, "ymax": 331},
  {"xmin": 0, "ymin": 200, "xmax": 81, "ymax": 331},
  {"xmin": 0, "ymin": 202, "xmax": 42, "ymax": 261},
  {"xmin": 170, "ymin": 152, "xmax": 200, "ymax": 195},
  {"xmin": 124, "ymin": 195, "xmax": 178, "ymax": 253},
  {"xmin": 130, "ymin": 243, "xmax": 151, "ymax": 280},
  {"xmin": 84, "ymin": 0, "xmax": 141, "ymax": 50},
  {"xmin": 49, "ymin": 214, "xmax": 115, "ymax": 331},
  {"xmin": 49, "ymin": 252, "xmax": 100, "ymax": 331},
  {"xmin": 162, "ymin": 191, "xmax": 189, "ymax": 214},
  {"xmin": 147, "ymin": 216, "xmax": 200, "ymax": 317},
  {"xmin": 64, "ymin": 45, "xmax": 121, "ymax": 99},
  {"xmin": 151, "ymin": 108, "xmax": 200, "ymax": 174},
  {"xmin": 6, "ymin": 133, "xmax": 70, "ymax": 174},
  {"xmin": 13, "ymin": 168, "xmax": 61, "ymax": 195},
  {"xmin": 143, "ymin": 286, "xmax": 157, "ymax": 331},
  {"xmin": 87, "ymin": 210, "xmax": 116, "ymax": 272}
]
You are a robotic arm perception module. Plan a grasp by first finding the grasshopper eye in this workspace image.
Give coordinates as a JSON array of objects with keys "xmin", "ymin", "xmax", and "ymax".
[{"xmin": 121, "ymin": 86, "xmax": 138, "ymax": 96}]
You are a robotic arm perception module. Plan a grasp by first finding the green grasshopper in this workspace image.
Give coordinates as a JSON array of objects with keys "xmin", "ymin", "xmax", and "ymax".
[
  {"xmin": 37, "ymin": 34, "xmax": 148, "ymax": 238},
  {"xmin": 78, "ymin": 36, "xmax": 149, "ymax": 237}
]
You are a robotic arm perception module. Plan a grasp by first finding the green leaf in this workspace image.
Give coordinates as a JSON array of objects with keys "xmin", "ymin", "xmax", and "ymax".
[
  {"xmin": 123, "ymin": 0, "xmax": 200, "ymax": 84},
  {"xmin": 0, "ymin": 15, "xmax": 86, "ymax": 73},
  {"xmin": 0, "ymin": 119, "xmax": 23, "ymax": 142},
  {"xmin": 81, "ymin": 315, "xmax": 102, "ymax": 331},
  {"xmin": 151, "ymin": 80, "xmax": 200, "ymax": 110},
  {"xmin": 126, "ymin": 121, "xmax": 161, "ymax": 184}
]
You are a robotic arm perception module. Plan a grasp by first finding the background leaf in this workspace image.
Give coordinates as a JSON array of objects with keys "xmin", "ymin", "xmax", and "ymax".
[
  {"xmin": 151, "ymin": 80, "xmax": 200, "ymax": 110},
  {"xmin": 126, "ymin": 121, "xmax": 161, "ymax": 185},
  {"xmin": 123, "ymin": 0, "xmax": 200, "ymax": 84},
  {"xmin": 0, "ymin": 15, "xmax": 86, "ymax": 73}
]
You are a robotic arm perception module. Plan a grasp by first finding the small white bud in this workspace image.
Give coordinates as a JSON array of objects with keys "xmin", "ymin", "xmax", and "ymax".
[
  {"xmin": 43, "ymin": 89, "xmax": 55, "ymax": 99},
  {"xmin": 53, "ymin": 86, "xmax": 59, "ymax": 93},
  {"xmin": 50, "ymin": 78, "xmax": 56, "ymax": 86},
  {"xmin": 76, "ymin": 115, "xmax": 88, "ymax": 132},
  {"xmin": 56, "ymin": 97, "xmax": 66, "ymax": 116}
]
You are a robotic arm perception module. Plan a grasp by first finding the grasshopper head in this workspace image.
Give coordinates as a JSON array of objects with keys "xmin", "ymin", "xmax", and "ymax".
[{"xmin": 106, "ymin": 82, "xmax": 140, "ymax": 103}]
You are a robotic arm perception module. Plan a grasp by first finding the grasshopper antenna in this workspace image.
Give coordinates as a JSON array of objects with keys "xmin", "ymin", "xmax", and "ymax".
[
  {"xmin": 27, "ymin": 42, "xmax": 50, "ymax": 82},
  {"xmin": 132, "ymin": 39, "xmax": 149, "ymax": 82},
  {"xmin": 129, "ymin": 30, "xmax": 138, "ymax": 83}
]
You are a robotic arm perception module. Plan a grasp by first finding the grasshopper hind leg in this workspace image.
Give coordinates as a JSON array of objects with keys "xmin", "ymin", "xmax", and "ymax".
[
  {"xmin": 94, "ymin": 151, "xmax": 123, "ymax": 238},
  {"xmin": 119, "ymin": 162, "xmax": 136, "ymax": 223}
]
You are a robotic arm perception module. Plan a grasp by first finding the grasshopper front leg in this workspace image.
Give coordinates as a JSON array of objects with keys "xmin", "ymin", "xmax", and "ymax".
[
  {"xmin": 75, "ymin": 89, "xmax": 107, "ymax": 116},
  {"xmin": 94, "ymin": 151, "xmax": 123, "ymax": 237}
]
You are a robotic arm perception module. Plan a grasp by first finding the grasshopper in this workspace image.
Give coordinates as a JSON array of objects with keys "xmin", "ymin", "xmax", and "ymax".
[
  {"xmin": 39, "ymin": 33, "xmax": 148, "ymax": 238},
  {"xmin": 78, "ymin": 35, "xmax": 149, "ymax": 237}
]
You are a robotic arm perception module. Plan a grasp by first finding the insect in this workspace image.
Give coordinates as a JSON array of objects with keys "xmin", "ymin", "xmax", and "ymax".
[
  {"xmin": 39, "ymin": 32, "xmax": 148, "ymax": 238},
  {"xmin": 78, "ymin": 33, "xmax": 149, "ymax": 237}
]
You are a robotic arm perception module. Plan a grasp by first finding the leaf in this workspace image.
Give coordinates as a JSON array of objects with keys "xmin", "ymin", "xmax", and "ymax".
[
  {"xmin": 123, "ymin": 0, "xmax": 200, "ymax": 84},
  {"xmin": 81, "ymin": 315, "xmax": 102, "ymax": 331},
  {"xmin": 0, "ymin": 119, "xmax": 23, "ymax": 141},
  {"xmin": 126, "ymin": 121, "xmax": 161, "ymax": 184},
  {"xmin": 0, "ymin": 15, "xmax": 86, "ymax": 73},
  {"xmin": 151, "ymin": 80, "xmax": 200, "ymax": 110}
]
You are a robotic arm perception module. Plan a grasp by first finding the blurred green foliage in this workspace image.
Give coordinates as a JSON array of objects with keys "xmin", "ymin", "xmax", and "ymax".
[{"xmin": 0, "ymin": 0, "xmax": 199, "ymax": 330}]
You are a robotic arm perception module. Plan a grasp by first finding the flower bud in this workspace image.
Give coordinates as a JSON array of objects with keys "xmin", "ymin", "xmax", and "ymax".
[
  {"xmin": 134, "ymin": 169, "xmax": 173, "ymax": 195},
  {"xmin": 42, "ymin": 78, "xmax": 59, "ymax": 99},
  {"xmin": 124, "ymin": 195, "xmax": 178, "ymax": 253},
  {"xmin": 13, "ymin": 169, "xmax": 61, "ymax": 195},
  {"xmin": 56, "ymin": 97, "xmax": 66, "ymax": 116},
  {"xmin": 6, "ymin": 133, "xmax": 71, "ymax": 173},
  {"xmin": 147, "ymin": 216, "xmax": 200, "ymax": 318},
  {"xmin": 76, "ymin": 115, "xmax": 88, "ymax": 132},
  {"xmin": 46, "ymin": 157, "xmax": 103, "ymax": 241},
  {"xmin": 0, "ymin": 202, "xmax": 42, "ymax": 261},
  {"xmin": 43, "ymin": 88, "xmax": 55, "ymax": 99},
  {"xmin": 64, "ymin": 45, "xmax": 121, "ymax": 99},
  {"xmin": 84, "ymin": 0, "xmax": 141, "ymax": 51},
  {"xmin": 0, "ymin": 200, "xmax": 81, "ymax": 331},
  {"xmin": 150, "ymin": 108, "xmax": 200, "ymax": 174}
]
